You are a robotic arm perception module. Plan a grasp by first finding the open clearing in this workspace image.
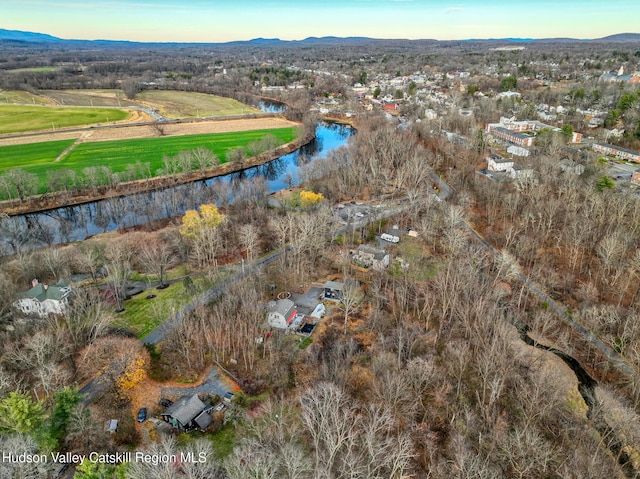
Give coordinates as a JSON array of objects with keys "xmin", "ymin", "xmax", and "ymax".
[
  {"xmin": 61, "ymin": 127, "xmax": 296, "ymax": 176},
  {"xmin": 41, "ymin": 89, "xmax": 140, "ymax": 108},
  {"xmin": 3, "ymin": 89, "xmax": 261, "ymax": 119},
  {"xmin": 0, "ymin": 139, "xmax": 76, "ymax": 174},
  {"xmin": 0, "ymin": 105, "xmax": 130, "ymax": 134},
  {"xmin": 136, "ymin": 90, "xmax": 260, "ymax": 118},
  {"xmin": 0, "ymin": 118, "xmax": 298, "ymax": 196},
  {"xmin": 0, "ymin": 89, "xmax": 54, "ymax": 106},
  {"xmin": 0, "ymin": 116, "xmax": 297, "ymax": 146}
]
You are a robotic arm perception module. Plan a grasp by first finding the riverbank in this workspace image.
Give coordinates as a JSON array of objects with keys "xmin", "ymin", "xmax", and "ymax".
[{"xmin": 0, "ymin": 121, "xmax": 313, "ymax": 216}]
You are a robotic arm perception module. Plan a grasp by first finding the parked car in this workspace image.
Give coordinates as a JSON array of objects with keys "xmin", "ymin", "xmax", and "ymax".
[
  {"xmin": 159, "ymin": 398, "xmax": 173, "ymax": 408},
  {"xmin": 137, "ymin": 407, "xmax": 147, "ymax": 422}
]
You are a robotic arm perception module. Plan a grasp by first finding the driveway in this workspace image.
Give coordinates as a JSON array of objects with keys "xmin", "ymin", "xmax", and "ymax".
[
  {"xmin": 160, "ymin": 366, "xmax": 235, "ymax": 400},
  {"xmin": 290, "ymin": 286, "xmax": 323, "ymax": 314}
]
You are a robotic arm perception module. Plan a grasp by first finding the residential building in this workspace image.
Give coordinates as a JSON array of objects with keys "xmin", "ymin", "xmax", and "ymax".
[
  {"xmin": 487, "ymin": 153, "xmax": 514, "ymax": 172},
  {"xmin": 323, "ymin": 281, "xmax": 344, "ymax": 302},
  {"xmin": 592, "ymin": 143, "xmax": 640, "ymax": 162},
  {"xmin": 510, "ymin": 164, "xmax": 535, "ymax": 180},
  {"xmin": 351, "ymin": 245, "xmax": 390, "ymax": 271},
  {"xmin": 161, "ymin": 395, "xmax": 212, "ymax": 433},
  {"xmin": 507, "ymin": 145, "xmax": 530, "ymax": 157},
  {"xmin": 13, "ymin": 279, "xmax": 71, "ymax": 317},
  {"xmin": 486, "ymin": 125, "xmax": 535, "ymax": 147},
  {"xmin": 559, "ymin": 159, "xmax": 585, "ymax": 175},
  {"xmin": 267, "ymin": 298, "xmax": 297, "ymax": 329}
]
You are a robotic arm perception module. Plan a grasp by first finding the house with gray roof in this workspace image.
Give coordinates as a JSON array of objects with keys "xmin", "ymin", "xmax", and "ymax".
[
  {"xmin": 161, "ymin": 394, "xmax": 212, "ymax": 432},
  {"xmin": 352, "ymin": 245, "xmax": 390, "ymax": 271},
  {"xmin": 267, "ymin": 298, "xmax": 297, "ymax": 329}
]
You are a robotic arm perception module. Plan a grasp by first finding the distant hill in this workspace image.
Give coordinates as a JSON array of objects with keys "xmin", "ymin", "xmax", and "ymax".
[
  {"xmin": 0, "ymin": 28, "xmax": 61, "ymax": 42},
  {"xmin": 595, "ymin": 33, "xmax": 640, "ymax": 42},
  {"xmin": 0, "ymin": 28, "xmax": 639, "ymax": 47}
]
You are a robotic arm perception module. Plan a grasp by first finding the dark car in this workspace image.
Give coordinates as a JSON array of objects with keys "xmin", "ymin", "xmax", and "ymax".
[
  {"xmin": 137, "ymin": 407, "xmax": 147, "ymax": 423},
  {"xmin": 159, "ymin": 398, "xmax": 173, "ymax": 408}
]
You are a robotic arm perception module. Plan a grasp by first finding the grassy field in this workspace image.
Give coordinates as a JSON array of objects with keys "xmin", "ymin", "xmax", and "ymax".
[
  {"xmin": 112, "ymin": 279, "xmax": 206, "ymax": 338},
  {"xmin": 137, "ymin": 90, "xmax": 260, "ymax": 118},
  {"xmin": 7, "ymin": 67, "xmax": 58, "ymax": 74},
  {"xmin": 0, "ymin": 127, "xmax": 296, "ymax": 196},
  {"xmin": 61, "ymin": 127, "xmax": 295, "ymax": 176},
  {"xmin": 0, "ymin": 139, "xmax": 76, "ymax": 177},
  {"xmin": 41, "ymin": 89, "xmax": 139, "ymax": 108},
  {"xmin": 0, "ymin": 90, "xmax": 53, "ymax": 106},
  {"xmin": 0, "ymin": 105, "xmax": 129, "ymax": 134}
]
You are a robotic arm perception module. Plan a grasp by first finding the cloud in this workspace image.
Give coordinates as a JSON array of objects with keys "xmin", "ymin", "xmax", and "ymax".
[{"xmin": 445, "ymin": 6, "xmax": 464, "ymax": 14}]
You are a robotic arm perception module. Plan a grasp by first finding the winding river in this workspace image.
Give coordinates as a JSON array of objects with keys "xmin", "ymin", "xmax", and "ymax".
[{"xmin": 2, "ymin": 121, "xmax": 352, "ymax": 253}]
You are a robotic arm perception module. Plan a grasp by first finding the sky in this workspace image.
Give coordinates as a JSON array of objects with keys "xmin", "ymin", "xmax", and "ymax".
[{"xmin": 1, "ymin": 0, "xmax": 638, "ymax": 43}]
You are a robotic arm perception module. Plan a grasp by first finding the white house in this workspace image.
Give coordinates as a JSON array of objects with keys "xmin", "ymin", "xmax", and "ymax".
[
  {"xmin": 487, "ymin": 153, "xmax": 514, "ymax": 172},
  {"xmin": 507, "ymin": 145, "xmax": 530, "ymax": 157},
  {"xmin": 13, "ymin": 279, "xmax": 71, "ymax": 317},
  {"xmin": 510, "ymin": 165, "xmax": 535, "ymax": 180},
  {"xmin": 267, "ymin": 299, "xmax": 297, "ymax": 329}
]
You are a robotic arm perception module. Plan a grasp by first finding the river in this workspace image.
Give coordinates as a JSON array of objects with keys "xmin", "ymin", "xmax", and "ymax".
[{"xmin": 0, "ymin": 121, "xmax": 352, "ymax": 254}]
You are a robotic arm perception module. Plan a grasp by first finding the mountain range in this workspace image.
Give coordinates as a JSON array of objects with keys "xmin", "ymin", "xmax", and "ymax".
[{"xmin": 1, "ymin": 28, "xmax": 639, "ymax": 47}]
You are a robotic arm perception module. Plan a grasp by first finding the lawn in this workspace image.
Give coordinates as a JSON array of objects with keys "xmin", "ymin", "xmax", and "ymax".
[
  {"xmin": 137, "ymin": 90, "xmax": 260, "ymax": 118},
  {"xmin": 0, "ymin": 105, "xmax": 129, "ymax": 134},
  {"xmin": 60, "ymin": 127, "xmax": 296, "ymax": 176},
  {"xmin": 113, "ymin": 275, "xmax": 212, "ymax": 339}
]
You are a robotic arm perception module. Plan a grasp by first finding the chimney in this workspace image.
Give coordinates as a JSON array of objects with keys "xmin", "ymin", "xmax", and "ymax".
[{"xmin": 31, "ymin": 279, "xmax": 39, "ymax": 287}]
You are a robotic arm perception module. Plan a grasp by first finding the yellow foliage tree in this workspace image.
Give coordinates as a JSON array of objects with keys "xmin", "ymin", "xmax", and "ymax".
[
  {"xmin": 299, "ymin": 190, "xmax": 324, "ymax": 208},
  {"xmin": 179, "ymin": 204, "xmax": 224, "ymax": 239},
  {"xmin": 116, "ymin": 355, "xmax": 148, "ymax": 398}
]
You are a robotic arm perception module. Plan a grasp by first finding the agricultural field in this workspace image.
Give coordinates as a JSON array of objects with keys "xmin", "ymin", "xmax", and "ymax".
[
  {"xmin": 0, "ymin": 89, "xmax": 53, "ymax": 106},
  {"xmin": 0, "ymin": 105, "xmax": 129, "ymax": 134},
  {"xmin": 62, "ymin": 127, "xmax": 295, "ymax": 173},
  {"xmin": 6, "ymin": 66, "xmax": 58, "ymax": 74},
  {"xmin": 0, "ymin": 139, "xmax": 76, "ymax": 175},
  {"xmin": 136, "ymin": 90, "xmax": 260, "ymax": 118},
  {"xmin": 41, "ymin": 89, "xmax": 140, "ymax": 108},
  {"xmin": 0, "ymin": 127, "xmax": 296, "ymax": 197}
]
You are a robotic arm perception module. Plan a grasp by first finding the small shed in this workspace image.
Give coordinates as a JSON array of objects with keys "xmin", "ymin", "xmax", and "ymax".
[{"xmin": 104, "ymin": 419, "xmax": 118, "ymax": 434}]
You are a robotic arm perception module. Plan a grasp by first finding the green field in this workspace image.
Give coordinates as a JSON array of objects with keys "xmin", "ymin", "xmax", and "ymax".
[
  {"xmin": 62, "ymin": 127, "xmax": 295, "ymax": 173},
  {"xmin": 0, "ymin": 139, "xmax": 76, "ymax": 176},
  {"xmin": 137, "ymin": 90, "xmax": 260, "ymax": 118},
  {"xmin": 0, "ymin": 105, "xmax": 129, "ymax": 134},
  {"xmin": 0, "ymin": 127, "xmax": 296, "ymax": 196}
]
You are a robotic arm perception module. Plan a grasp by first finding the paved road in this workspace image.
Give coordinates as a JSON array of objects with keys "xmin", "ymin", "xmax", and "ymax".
[{"xmin": 141, "ymin": 249, "xmax": 284, "ymax": 345}]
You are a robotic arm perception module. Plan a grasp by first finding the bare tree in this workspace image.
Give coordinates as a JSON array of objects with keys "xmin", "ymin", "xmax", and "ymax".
[
  {"xmin": 138, "ymin": 232, "xmax": 175, "ymax": 288},
  {"xmin": 238, "ymin": 223, "xmax": 260, "ymax": 262},
  {"xmin": 339, "ymin": 280, "xmax": 363, "ymax": 334}
]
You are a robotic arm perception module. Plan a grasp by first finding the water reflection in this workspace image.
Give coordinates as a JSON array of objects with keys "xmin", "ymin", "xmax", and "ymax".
[{"xmin": 1, "ymin": 122, "xmax": 352, "ymax": 253}]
